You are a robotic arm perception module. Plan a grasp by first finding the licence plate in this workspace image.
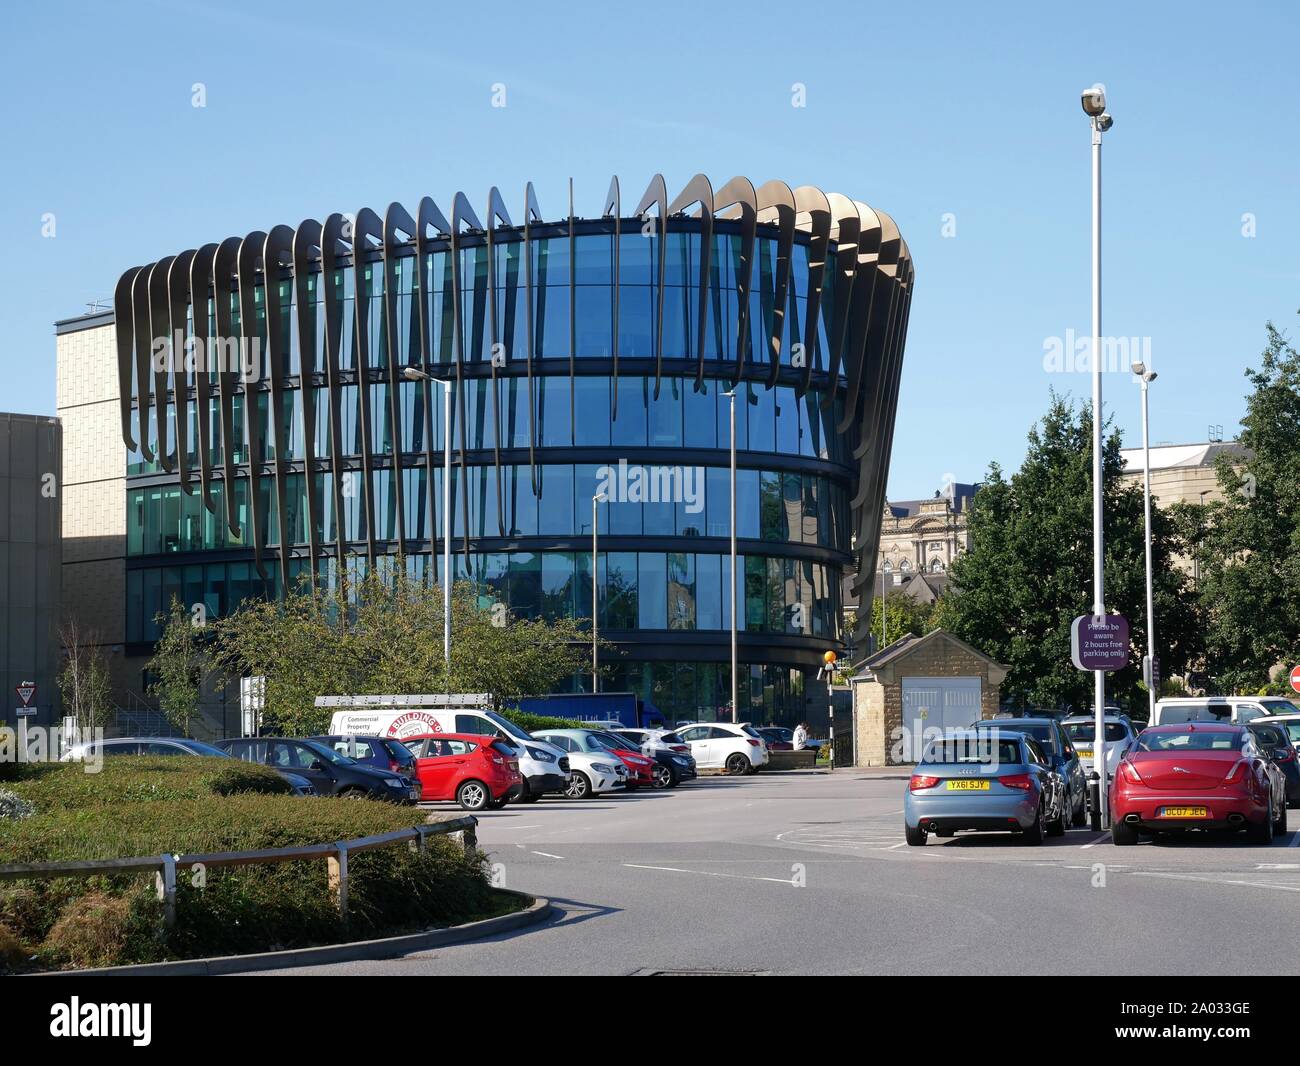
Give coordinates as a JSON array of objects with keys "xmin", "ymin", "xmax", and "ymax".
[
  {"xmin": 409, "ymin": 789, "xmax": 419, "ymax": 800},
  {"xmin": 1076, "ymin": 749, "xmax": 1093, "ymax": 759},
  {"xmin": 946, "ymin": 779, "xmax": 989, "ymax": 791},
  {"xmin": 1158, "ymin": 806, "xmax": 1208, "ymax": 818}
]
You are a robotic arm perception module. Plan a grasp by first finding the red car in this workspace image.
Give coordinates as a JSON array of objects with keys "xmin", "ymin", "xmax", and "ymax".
[
  {"xmin": 403, "ymin": 733, "xmax": 521, "ymax": 811},
  {"xmin": 589, "ymin": 732, "xmax": 657, "ymax": 789},
  {"xmin": 1110, "ymin": 723, "xmax": 1287, "ymax": 845}
]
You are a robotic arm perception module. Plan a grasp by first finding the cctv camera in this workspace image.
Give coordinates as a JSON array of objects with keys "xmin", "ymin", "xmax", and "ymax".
[
  {"xmin": 1080, "ymin": 85, "xmax": 1106, "ymax": 116},
  {"xmin": 1097, "ymin": 113, "xmax": 1114, "ymax": 132}
]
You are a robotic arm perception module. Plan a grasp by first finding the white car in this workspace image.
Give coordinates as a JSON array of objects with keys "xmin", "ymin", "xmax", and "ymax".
[
  {"xmin": 1061, "ymin": 715, "xmax": 1135, "ymax": 780},
  {"xmin": 674, "ymin": 722, "xmax": 769, "ymax": 775},
  {"xmin": 1152, "ymin": 695, "xmax": 1300, "ymax": 726},
  {"xmin": 531, "ymin": 730, "xmax": 628, "ymax": 799}
]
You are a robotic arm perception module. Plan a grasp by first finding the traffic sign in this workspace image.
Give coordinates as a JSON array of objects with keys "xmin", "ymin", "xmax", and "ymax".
[
  {"xmin": 15, "ymin": 682, "xmax": 35, "ymax": 707},
  {"xmin": 1070, "ymin": 614, "xmax": 1130, "ymax": 672},
  {"xmin": 15, "ymin": 706, "xmax": 36, "ymax": 718},
  {"xmin": 1290, "ymin": 666, "xmax": 1300, "ymax": 694}
]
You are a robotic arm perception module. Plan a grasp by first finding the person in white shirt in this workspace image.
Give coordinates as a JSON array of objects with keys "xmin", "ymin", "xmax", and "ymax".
[{"xmin": 792, "ymin": 722, "xmax": 808, "ymax": 751}]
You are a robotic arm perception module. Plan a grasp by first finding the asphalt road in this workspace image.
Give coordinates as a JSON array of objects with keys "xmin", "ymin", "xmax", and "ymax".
[{"xmin": 249, "ymin": 770, "xmax": 1300, "ymax": 976}]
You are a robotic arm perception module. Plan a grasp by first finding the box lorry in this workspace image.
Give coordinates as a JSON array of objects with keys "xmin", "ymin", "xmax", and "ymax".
[{"xmin": 510, "ymin": 692, "xmax": 665, "ymax": 729}]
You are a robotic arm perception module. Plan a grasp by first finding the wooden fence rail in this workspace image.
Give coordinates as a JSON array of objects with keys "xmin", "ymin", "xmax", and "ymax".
[{"xmin": 0, "ymin": 815, "xmax": 478, "ymax": 926}]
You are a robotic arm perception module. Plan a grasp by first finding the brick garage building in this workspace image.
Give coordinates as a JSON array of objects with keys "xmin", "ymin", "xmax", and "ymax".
[{"xmin": 850, "ymin": 630, "xmax": 1007, "ymax": 766}]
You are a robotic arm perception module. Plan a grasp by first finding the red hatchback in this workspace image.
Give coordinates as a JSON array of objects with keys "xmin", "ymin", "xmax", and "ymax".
[
  {"xmin": 589, "ymin": 731, "xmax": 657, "ymax": 789},
  {"xmin": 403, "ymin": 733, "xmax": 521, "ymax": 811},
  {"xmin": 1110, "ymin": 723, "xmax": 1287, "ymax": 845}
]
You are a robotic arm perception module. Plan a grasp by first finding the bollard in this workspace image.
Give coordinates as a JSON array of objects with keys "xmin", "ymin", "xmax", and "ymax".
[{"xmin": 1087, "ymin": 772, "xmax": 1101, "ymax": 831}]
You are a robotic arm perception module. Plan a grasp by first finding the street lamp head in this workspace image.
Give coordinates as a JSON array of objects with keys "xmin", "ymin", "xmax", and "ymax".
[
  {"xmin": 594, "ymin": 491, "xmax": 607, "ymax": 502},
  {"xmin": 1081, "ymin": 84, "xmax": 1107, "ymax": 117},
  {"xmin": 401, "ymin": 367, "xmax": 430, "ymax": 381},
  {"xmin": 1131, "ymin": 360, "xmax": 1146, "ymax": 376}
]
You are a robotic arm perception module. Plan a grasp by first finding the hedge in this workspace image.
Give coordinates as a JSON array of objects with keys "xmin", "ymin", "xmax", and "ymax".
[{"xmin": 0, "ymin": 757, "xmax": 513, "ymax": 971}]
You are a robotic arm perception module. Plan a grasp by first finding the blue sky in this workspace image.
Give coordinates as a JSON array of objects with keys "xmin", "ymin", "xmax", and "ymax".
[{"xmin": 2, "ymin": 0, "xmax": 1297, "ymax": 496}]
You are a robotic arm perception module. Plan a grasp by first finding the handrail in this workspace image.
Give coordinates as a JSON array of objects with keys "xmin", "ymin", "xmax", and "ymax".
[{"xmin": 0, "ymin": 815, "xmax": 478, "ymax": 926}]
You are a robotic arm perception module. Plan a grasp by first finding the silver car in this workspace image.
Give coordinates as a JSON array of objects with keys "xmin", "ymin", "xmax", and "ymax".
[
  {"xmin": 1061, "ymin": 715, "xmax": 1135, "ymax": 782},
  {"xmin": 904, "ymin": 730, "xmax": 1067, "ymax": 846}
]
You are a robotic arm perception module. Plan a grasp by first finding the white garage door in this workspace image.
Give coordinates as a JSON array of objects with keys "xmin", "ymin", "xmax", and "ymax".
[{"xmin": 902, "ymin": 676, "xmax": 982, "ymax": 753}]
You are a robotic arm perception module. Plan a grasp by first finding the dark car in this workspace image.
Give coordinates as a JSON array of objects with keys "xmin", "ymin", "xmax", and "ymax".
[
  {"xmin": 588, "ymin": 729, "xmax": 696, "ymax": 788},
  {"xmin": 972, "ymin": 716, "xmax": 1087, "ymax": 827},
  {"xmin": 216, "ymin": 737, "xmax": 420, "ymax": 803},
  {"xmin": 60, "ymin": 735, "xmax": 317, "ymax": 795},
  {"xmin": 308, "ymin": 734, "xmax": 419, "ymax": 777},
  {"xmin": 1248, "ymin": 721, "xmax": 1300, "ymax": 808}
]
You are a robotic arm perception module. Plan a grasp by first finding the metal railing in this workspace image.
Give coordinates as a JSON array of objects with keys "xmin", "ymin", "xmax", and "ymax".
[{"xmin": 0, "ymin": 816, "xmax": 478, "ymax": 926}]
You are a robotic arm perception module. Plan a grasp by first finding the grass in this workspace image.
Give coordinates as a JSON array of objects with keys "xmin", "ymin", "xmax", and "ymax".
[{"xmin": 0, "ymin": 756, "xmax": 522, "ymax": 971}]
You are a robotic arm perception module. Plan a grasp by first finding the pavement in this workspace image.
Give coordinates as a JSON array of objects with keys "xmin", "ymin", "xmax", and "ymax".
[{"xmin": 246, "ymin": 769, "xmax": 1300, "ymax": 976}]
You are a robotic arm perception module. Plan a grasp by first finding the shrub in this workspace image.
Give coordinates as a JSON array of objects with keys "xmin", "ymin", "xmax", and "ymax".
[
  {"xmin": 0, "ymin": 922, "xmax": 27, "ymax": 967},
  {"xmin": 40, "ymin": 891, "xmax": 143, "ymax": 970},
  {"xmin": 0, "ymin": 788, "xmax": 34, "ymax": 820},
  {"xmin": 0, "ymin": 757, "xmax": 512, "ymax": 970}
]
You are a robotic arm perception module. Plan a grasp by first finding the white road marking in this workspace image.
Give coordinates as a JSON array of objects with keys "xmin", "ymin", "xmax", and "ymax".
[
  {"xmin": 1256, "ymin": 863, "xmax": 1300, "ymax": 869},
  {"xmin": 1132, "ymin": 870, "xmax": 1300, "ymax": 893},
  {"xmin": 624, "ymin": 863, "xmax": 796, "ymax": 885},
  {"xmin": 1079, "ymin": 833, "xmax": 1109, "ymax": 849},
  {"xmin": 1290, "ymin": 831, "xmax": 1300, "ymax": 848},
  {"xmin": 530, "ymin": 851, "xmax": 565, "ymax": 859}
]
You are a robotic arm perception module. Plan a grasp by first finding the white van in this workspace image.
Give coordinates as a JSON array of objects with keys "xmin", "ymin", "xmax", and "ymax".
[
  {"xmin": 1152, "ymin": 695, "xmax": 1300, "ymax": 726},
  {"xmin": 318, "ymin": 694, "xmax": 569, "ymax": 803}
]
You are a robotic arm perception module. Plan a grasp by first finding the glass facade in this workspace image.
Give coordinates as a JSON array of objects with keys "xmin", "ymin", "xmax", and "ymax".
[{"xmin": 119, "ymin": 215, "xmax": 882, "ymax": 727}]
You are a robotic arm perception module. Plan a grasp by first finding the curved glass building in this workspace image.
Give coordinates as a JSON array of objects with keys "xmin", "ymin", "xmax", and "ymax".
[{"xmin": 111, "ymin": 174, "xmax": 913, "ymax": 725}]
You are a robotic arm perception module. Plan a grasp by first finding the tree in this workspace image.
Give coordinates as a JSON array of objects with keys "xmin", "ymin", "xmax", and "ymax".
[
  {"xmin": 933, "ymin": 393, "xmax": 1200, "ymax": 710},
  {"xmin": 58, "ymin": 617, "xmax": 115, "ymax": 738},
  {"xmin": 871, "ymin": 591, "xmax": 936, "ymax": 647},
  {"xmin": 148, "ymin": 598, "xmax": 205, "ymax": 735},
  {"xmin": 207, "ymin": 564, "xmax": 603, "ymax": 736},
  {"xmin": 1197, "ymin": 322, "xmax": 1300, "ymax": 691}
]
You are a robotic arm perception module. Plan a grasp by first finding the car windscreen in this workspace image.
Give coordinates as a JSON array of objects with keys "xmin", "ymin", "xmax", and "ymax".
[
  {"xmin": 979, "ymin": 722, "xmax": 1054, "ymax": 751},
  {"xmin": 921, "ymin": 737, "xmax": 1022, "ymax": 765},
  {"xmin": 593, "ymin": 732, "xmax": 637, "ymax": 752},
  {"xmin": 300, "ymin": 739, "xmax": 356, "ymax": 765},
  {"xmin": 1158, "ymin": 703, "xmax": 1230, "ymax": 724},
  {"xmin": 380, "ymin": 740, "xmax": 416, "ymax": 765},
  {"xmin": 1259, "ymin": 699, "xmax": 1300, "ymax": 715},
  {"xmin": 1064, "ymin": 722, "xmax": 1127, "ymax": 743},
  {"xmin": 180, "ymin": 740, "xmax": 233, "ymax": 757},
  {"xmin": 485, "ymin": 710, "xmax": 533, "ymax": 743},
  {"xmin": 1277, "ymin": 720, "xmax": 1300, "ymax": 744},
  {"xmin": 1136, "ymin": 730, "xmax": 1241, "ymax": 752}
]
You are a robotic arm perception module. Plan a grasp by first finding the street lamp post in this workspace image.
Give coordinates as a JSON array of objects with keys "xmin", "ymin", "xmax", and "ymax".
[
  {"xmin": 1082, "ymin": 84, "xmax": 1114, "ymax": 826},
  {"xmin": 722, "ymin": 388, "xmax": 738, "ymax": 724},
  {"xmin": 1132, "ymin": 360, "xmax": 1159, "ymax": 721},
  {"xmin": 402, "ymin": 367, "xmax": 453, "ymax": 681},
  {"xmin": 591, "ymin": 492, "xmax": 605, "ymax": 692}
]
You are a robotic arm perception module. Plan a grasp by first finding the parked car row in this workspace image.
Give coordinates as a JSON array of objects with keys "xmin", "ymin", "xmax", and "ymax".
[{"xmin": 905, "ymin": 710, "xmax": 1300, "ymax": 847}]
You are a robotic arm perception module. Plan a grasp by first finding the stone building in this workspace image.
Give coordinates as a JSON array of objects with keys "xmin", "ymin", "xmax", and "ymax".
[
  {"xmin": 850, "ymin": 629, "xmax": 1007, "ymax": 766},
  {"xmin": 877, "ymin": 482, "xmax": 977, "ymax": 579}
]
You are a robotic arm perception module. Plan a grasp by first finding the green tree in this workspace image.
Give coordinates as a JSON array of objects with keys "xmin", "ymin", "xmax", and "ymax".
[
  {"xmin": 871, "ymin": 590, "xmax": 936, "ymax": 647},
  {"xmin": 1198, "ymin": 322, "xmax": 1300, "ymax": 691},
  {"xmin": 148, "ymin": 598, "xmax": 205, "ymax": 735},
  {"xmin": 208, "ymin": 565, "xmax": 603, "ymax": 736},
  {"xmin": 933, "ymin": 393, "xmax": 1200, "ymax": 710}
]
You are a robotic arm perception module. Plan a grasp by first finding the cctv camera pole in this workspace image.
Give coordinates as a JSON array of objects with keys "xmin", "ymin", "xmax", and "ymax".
[
  {"xmin": 592, "ymin": 493, "xmax": 604, "ymax": 692},
  {"xmin": 1138, "ymin": 371, "xmax": 1157, "ymax": 722},
  {"xmin": 1087, "ymin": 90, "xmax": 1111, "ymax": 829},
  {"xmin": 724, "ymin": 388, "xmax": 738, "ymax": 725}
]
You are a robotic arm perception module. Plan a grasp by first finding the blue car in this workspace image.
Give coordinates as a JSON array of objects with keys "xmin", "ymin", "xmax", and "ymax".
[{"xmin": 904, "ymin": 730, "xmax": 1067, "ymax": 846}]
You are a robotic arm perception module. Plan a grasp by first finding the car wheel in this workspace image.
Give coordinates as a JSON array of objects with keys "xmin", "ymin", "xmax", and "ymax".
[
  {"xmin": 509, "ymin": 779, "xmax": 530, "ymax": 805},
  {"xmin": 565, "ymin": 772, "xmax": 592, "ymax": 800},
  {"xmin": 725, "ymin": 752, "xmax": 751, "ymax": 776},
  {"xmin": 1021, "ymin": 802, "xmax": 1045, "ymax": 845},
  {"xmin": 1247, "ymin": 809, "xmax": 1274, "ymax": 844},
  {"xmin": 1072, "ymin": 789, "xmax": 1087, "ymax": 827},
  {"xmin": 1047, "ymin": 793, "xmax": 1067, "ymax": 836},
  {"xmin": 456, "ymin": 780, "xmax": 491, "ymax": 812},
  {"xmin": 1276, "ymin": 800, "xmax": 1288, "ymax": 834},
  {"xmin": 652, "ymin": 764, "xmax": 676, "ymax": 789},
  {"xmin": 1111, "ymin": 818, "xmax": 1138, "ymax": 846},
  {"xmin": 904, "ymin": 823, "xmax": 927, "ymax": 846}
]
